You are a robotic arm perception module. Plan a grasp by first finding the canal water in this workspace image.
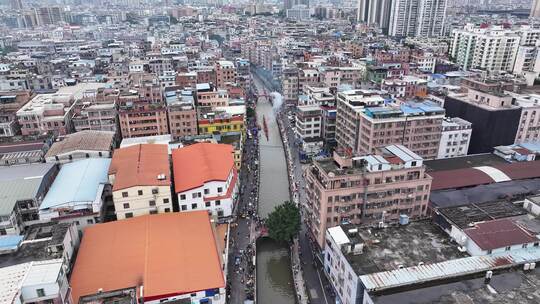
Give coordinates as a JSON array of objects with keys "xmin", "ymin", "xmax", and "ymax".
[{"xmin": 255, "ymin": 81, "xmax": 295, "ymax": 303}]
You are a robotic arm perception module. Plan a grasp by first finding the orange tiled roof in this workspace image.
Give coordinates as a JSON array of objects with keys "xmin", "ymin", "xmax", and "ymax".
[
  {"xmin": 69, "ymin": 211, "xmax": 225, "ymax": 302},
  {"xmin": 108, "ymin": 144, "xmax": 170, "ymax": 191},
  {"xmin": 172, "ymin": 143, "xmax": 234, "ymax": 193}
]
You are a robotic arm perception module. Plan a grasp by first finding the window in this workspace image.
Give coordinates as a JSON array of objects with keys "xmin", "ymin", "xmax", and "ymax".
[
  {"xmin": 74, "ymin": 221, "xmax": 80, "ymax": 225},
  {"xmin": 165, "ymin": 208, "xmax": 170, "ymax": 212},
  {"xmin": 150, "ymin": 210, "xmax": 158, "ymax": 215},
  {"xmin": 204, "ymin": 188, "xmax": 210, "ymax": 195},
  {"xmin": 122, "ymin": 192, "xmax": 128, "ymax": 198},
  {"xmin": 215, "ymin": 200, "xmax": 221, "ymax": 206},
  {"xmin": 149, "ymin": 200, "xmax": 156, "ymax": 206},
  {"xmin": 138, "ymin": 190, "xmax": 143, "ymax": 196},
  {"xmin": 123, "ymin": 203, "xmax": 130, "ymax": 209},
  {"xmin": 163, "ymin": 198, "xmax": 169, "ymax": 204},
  {"xmin": 125, "ymin": 213, "xmax": 133, "ymax": 218},
  {"xmin": 36, "ymin": 288, "xmax": 45, "ymax": 297},
  {"xmin": 523, "ymin": 244, "xmax": 528, "ymax": 249},
  {"xmin": 205, "ymin": 202, "xmax": 211, "ymax": 207},
  {"xmin": 87, "ymin": 219, "xmax": 93, "ymax": 224},
  {"xmin": 505, "ymin": 246, "xmax": 511, "ymax": 251},
  {"xmin": 218, "ymin": 187, "xmax": 223, "ymax": 193},
  {"xmin": 180, "ymin": 194, "xmax": 186, "ymax": 200},
  {"xmin": 192, "ymin": 193, "xmax": 198, "ymax": 199},
  {"xmin": 191, "ymin": 203, "xmax": 197, "ymax": 209},
  {"xmin": 152, "ymin": 188, "xmax": 159, "ymax": 194},
  {"xmin": 181, "ymin": 205, "xmax": 187, "ymax": 211}
]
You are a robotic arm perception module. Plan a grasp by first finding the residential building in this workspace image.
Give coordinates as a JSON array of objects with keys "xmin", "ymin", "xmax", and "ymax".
[
  {"xmin": 355, "ymin": 101, "xmax": 445, "ymax": 160},
  {"xmin": 512, "ymin": 93, "xmax": 540, "ymax": 144},
  {"xmin": 335, "ymin": 89, "xmax": 386, "ymax": 156},
  {"xmin": 0, "ymin": 259, "xmax": 70, "ymax": 304},
  {"xmin": 357, "ymin": 0, "xmax": 393, "ymax": 33},
  {"xmin": 69, "ymin": 212, "xmax": 227, "ymax": 304},
  {"xmin": 71, "ymin": 88, "xmax": 119, "ymax": 133},
  {"xmin": 0, "ymin": 163, "xmax": 57, "ymax": 235},
  {"xmin": 173, "ymin": 143, "xmax": 238, "ymax": 217},
  {"xmin": 295, "ymin": 105, "xmax": 323, "ymax": 156},
  {"xmin": 0, "ymin": 91, "xmax": 33, "ymax": 137},
  {"xmin": 305, "ymin": 145, "xmax": 432, "ymax": 247},
  {"xmin": 195, "ymin": 84, "xmax": 230, "ymax": 109},
  {"xmin": 388, "ymin": 0, "xmax": 447, "ymax": 37},
  {"xmin": 165, "ymin": 89, "xmax": 198, "ymax": 140},
  {"xmin": 176, "ymin": 72, "xmax": 198, "ymax": 89},
  {"xmin": 287, "ymin": 5, "xmax": 311, "ymax": 20},
  {"xmin": 0, "ymin": 222, "xmax": 80, "ymax": 272},
  {"xmin": 38, "ymin": 158, "xmax": 111, "ymax": 231},
  {"xmin": 44, "ymin": 130, "xmax": 115, "ymax": 163},
  {"xmin": 108, "ymin": 144, "xmax": 172, "ymax": 220},
  {"xmin": 117, "ymin": 93, "xmax": 169, "ymax": 139},
  {"xmin": 197, "ymin": 133, "xmax": 244, "ymax": 171},
  {"xmin": 214, "ymin": 60, "xmax": 237, "ymax": 89},
  {"xmin": 321, "ymin": 105, "xmax": 337, "ymax": 150},
  {"xmin": 450, "ymin": 24, "xmax": 521, "ymax": 72},
  {"xmin": 444, "ymin": 87, "xmax": 522, "ymax": 153},
  {"xmin": 282, "ymin": 68, "xmax": 300, "ymax": 105},
  {"xmin": 436, "ymin": 117, "xmax": 472, "ymax": 159},
  {"xmin": 381, "ymin": 76, "xmax": 428, "ymax": 98},
  {"xmin": 304, "ymin": 86, "xmax": 335, "ymax": 106},
  {"xmin": 410, "ymin": 50, "xmax": 436, "ymax": 73},
  {"xmin": 198, "ymin": 110, "xmax": 244, "ymax": 136},
  {"xmin": 16, "ymin": 92, "xmax": 74, "ymax": 136}
]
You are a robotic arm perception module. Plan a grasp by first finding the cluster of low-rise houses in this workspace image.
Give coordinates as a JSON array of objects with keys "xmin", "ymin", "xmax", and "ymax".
[{"xmin": 1, "ymin": 1, "xmax": 540, "ymax": 304}]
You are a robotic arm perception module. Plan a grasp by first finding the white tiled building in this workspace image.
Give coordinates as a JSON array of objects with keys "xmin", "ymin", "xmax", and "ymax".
[
  {"xmin": 437, "ymin": 117, "xmax": 472, "ymax": 158},
  {"xmin": 0, "ymin": 259, "xmax": 69, "ymax": 304}
]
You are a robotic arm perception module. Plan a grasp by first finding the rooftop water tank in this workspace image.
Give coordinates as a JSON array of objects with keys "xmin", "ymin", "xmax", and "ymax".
[{"xmin": 399, "ymin": 214, "xmax": 409, "ymax": 225}]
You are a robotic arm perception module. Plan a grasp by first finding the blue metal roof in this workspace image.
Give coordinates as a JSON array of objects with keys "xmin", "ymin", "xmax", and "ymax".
[
  {"xmin": 0, "ymin": 235, "xmax": 23, "ymax": 250},
  {"xmin": 40, "ymin": 158, "xmax": 111, "ymax": 210},
  {"xmin": 520, "ymin": 142, "xmax": 540, "ymax": 153},
  {"xmin": 400, "ymin": 104, "xmax": 424, "ymax": 115}
]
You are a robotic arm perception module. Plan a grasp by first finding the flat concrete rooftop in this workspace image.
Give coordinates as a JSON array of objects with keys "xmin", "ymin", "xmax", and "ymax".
[{"xmin": 346, "ymin": 221, "xmax": 467, "ymax": 275}]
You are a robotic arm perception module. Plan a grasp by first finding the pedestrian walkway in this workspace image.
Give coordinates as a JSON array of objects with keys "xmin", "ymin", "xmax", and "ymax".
[{"xmin": 291, "ymin": 238, "xmax": 309, "ymax": 304}]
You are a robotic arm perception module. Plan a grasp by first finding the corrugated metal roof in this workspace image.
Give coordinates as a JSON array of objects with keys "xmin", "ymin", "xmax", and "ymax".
[
  {"xmin": 0, "ymin": 163, "xmax": 56, "ymax": 216},
  {"xmin": 430, "ymin": 161, "xmax": 540, "ymax": 191},
  {"xmin": 40, "ymin": 158, "xmax": 110, "ymax": 210},
  {"xmin": 0, "ymin": 235, "xmax": 23, "ymax": 250},
  {"xmin": 360, "ymin": 248, "xmax": 540, "ymax": 292}
]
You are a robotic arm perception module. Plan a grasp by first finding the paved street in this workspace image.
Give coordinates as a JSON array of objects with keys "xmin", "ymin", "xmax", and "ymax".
[{"xmin": 227, "ymin": 103, "xmax": 260, "ymax": 304}]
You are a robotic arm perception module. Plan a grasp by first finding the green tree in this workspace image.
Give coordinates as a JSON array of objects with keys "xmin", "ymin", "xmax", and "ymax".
[
  {"xmin": 246, "ymin": 107, "xmax": 255, "ymax": 119},
  {"xmin": 266, "ymin": 201, "xmax": 300, "ymax": 243}
]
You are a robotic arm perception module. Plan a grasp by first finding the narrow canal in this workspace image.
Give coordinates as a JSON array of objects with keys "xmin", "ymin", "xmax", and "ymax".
[{"xmin": 254, "ymin": 75, "xmax": 296, "ymax": 304}]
